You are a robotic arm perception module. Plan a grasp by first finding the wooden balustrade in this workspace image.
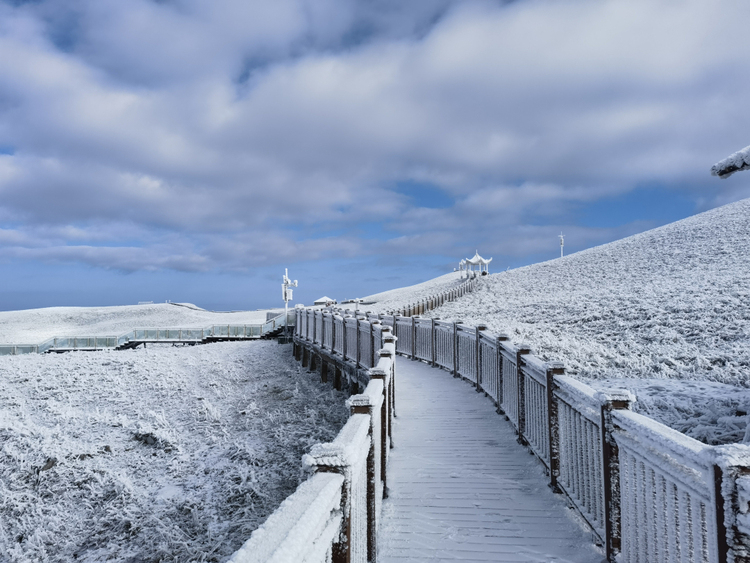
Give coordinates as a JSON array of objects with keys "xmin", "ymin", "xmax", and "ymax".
[
  {"xmin": 229, "ymin": 321, "xmax": 395, "ymax": 563},
  {"xmin": 321, "ymin": 294, "xmax": 750, "ymax": 563},
  {"xmin": 236, "ymin": 273, "xmax": 750, "ymax": 562}
]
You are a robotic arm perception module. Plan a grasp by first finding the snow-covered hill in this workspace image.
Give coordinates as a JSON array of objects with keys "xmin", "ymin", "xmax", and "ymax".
[
  {"xmin": 0, "ymin": 303, "xmax": 279, "ymax": 344},
  {"xmin": 424, "ymin": 198, "xmax": 750, "ymax": 385},
  {"xmin": 380, "ymin": 198, "xmax": 750, "ymax": 444}
]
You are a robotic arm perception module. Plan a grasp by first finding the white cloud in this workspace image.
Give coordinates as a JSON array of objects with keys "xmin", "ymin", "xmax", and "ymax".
[{"xmin": 0, "ymin": 0, "xmax": 749, "ymax": 276}]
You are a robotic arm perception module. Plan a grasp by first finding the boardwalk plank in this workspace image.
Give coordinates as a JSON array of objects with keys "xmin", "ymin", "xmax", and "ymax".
[{"xmin": 378, "ymin": 358, "xmax": 604, "ymax": 563}]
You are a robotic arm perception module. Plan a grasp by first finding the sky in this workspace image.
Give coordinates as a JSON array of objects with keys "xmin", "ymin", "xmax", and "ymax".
[{"xmin": 1, "ymin": 0, "xmax": 750, "ymax": 312}]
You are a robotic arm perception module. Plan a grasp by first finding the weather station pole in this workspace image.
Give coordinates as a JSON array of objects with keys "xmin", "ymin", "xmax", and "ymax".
[
  {"xmin": 282, "ymin": 268, "xmax": 298, "ymax": 341},
  {"xmin": 559, "ymin": 233, "xmax": 564, "ymax": 258}
]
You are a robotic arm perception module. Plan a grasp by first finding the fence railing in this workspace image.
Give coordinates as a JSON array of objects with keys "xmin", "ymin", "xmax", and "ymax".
[
  {"xmin": 339, "ymin": 310, "xmax": 750, "ymax": 563},
  {"xmin": 223, "ymin": 270, "xmax": 750, "ymax": 563},
  {"xmin": 0, "ymin": 311, "xmax": 295, "ymax": 356},
  {"xmin": 228, "ymin": 316, "xmax": 396, "ymax": 563},
  {"xmin": 383, "ymin": 277, "xmax": 478, "ymax": 318}
]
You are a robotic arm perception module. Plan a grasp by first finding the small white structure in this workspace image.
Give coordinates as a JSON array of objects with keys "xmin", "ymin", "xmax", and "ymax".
[
  {"xmin": 282, "ymin": 269, "xmax": 298, "ymax": 339},
  {"xmin": 463, "ymin": 251, "xmax": 492, "ymax": 278},
  {"xmin": 314, "ymin": 296, "xmax": 337, "ymax": 306}
]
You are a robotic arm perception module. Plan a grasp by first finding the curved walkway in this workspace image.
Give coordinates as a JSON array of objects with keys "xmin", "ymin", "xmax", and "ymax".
[{"xmin": 378, "ymin": 359, "xmax": 604, "ymax": 563}]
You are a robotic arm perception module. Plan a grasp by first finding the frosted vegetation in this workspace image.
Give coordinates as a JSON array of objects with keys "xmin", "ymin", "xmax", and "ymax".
[
  {"xmin": 0, "ymin": 341, "xmax": 348, "ymax": 562},
  {"xmin": 365, "ymin": 198, "xmax": 750, "ymax": 445}
]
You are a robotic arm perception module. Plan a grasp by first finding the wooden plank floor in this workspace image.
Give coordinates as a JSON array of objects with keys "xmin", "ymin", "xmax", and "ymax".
[{"xmin": 378, "ymin": 359, "xmax": 605, "ymax": 563}]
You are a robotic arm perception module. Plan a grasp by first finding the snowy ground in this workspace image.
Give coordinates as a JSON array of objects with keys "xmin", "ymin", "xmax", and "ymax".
[
  {"xmin": 0, "ymin": 341, "xmax": 348, "ymax": 562},
  {"xmin": 364, "ymin": 198, "xmax": 750, "ymax": 445},
  {"xmin": 0, "ymin": 303, "xmax": 281, "ymax": 345}
]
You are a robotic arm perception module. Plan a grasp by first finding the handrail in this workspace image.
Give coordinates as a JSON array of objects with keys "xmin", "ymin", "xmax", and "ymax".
[
  {"xmin": 228, "ymin": 319, "xmax": 396, "ymax": 563},
  {"xmin": 329, "ymin": 297, "xmax": 750, "ymax": 563}
]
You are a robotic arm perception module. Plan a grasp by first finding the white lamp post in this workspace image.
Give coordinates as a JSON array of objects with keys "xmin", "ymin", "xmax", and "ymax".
[{"xmin": 282, "ymin": 268, "xmax": 298, "ymax": 339}]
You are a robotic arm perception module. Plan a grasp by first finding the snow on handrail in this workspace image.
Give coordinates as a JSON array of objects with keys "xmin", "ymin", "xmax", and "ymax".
[
  {"xmin": 227, "ymin": 472, "xmax": 344, "ymax": 563},
  {"xmin": 289, "ymin": 276, "xmax": 750, "ymax": 562},
  {"xmin": 234, "ymin": 315, "xmax": 396, "ymax": 562},
  {"xmin": 326, "ymin": 295, "xmax": 750, "ymax": 562}
]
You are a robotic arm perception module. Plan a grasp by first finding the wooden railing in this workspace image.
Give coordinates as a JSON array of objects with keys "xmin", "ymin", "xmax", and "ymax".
[
  {"xmin": 227, "ymin": 315, "xmax": 395, "ymax": 563},
  {"xmin": 384, "ymin": 277, "xmax": 478, "ymax": 318},
  {"xmin": 226, "ymin": 271, "xmax": 750, "ymax": 562},
  {"xmin": 342, "ymin": 311, "xmax": 750, "ymax": 563}
]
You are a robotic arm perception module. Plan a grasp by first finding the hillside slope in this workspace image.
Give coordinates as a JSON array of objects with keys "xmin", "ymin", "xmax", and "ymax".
[
  {"xmin": 414, "ymin": 198, "xmax": 750, "ymax": 444},
  {"xmin": 430, "ymin": 198, "xmax": 750, "ymax": 384}
]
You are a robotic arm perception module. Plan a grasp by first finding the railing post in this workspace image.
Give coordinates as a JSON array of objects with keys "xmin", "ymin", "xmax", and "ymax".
[
  {"xmin": 430, "ymin": 317, "xmax": 436, "ymax": 367},
  {"xmin": 342, "ymin": 317, "xmax": 347, "ymax": 360},
  {"xmin": 370, "ymin": 321, "xmax": 379, "ymax": 368},
  {"xmin": 304, "ymin": 422, "xmax": 365, "ymax": 563},
  {"xmin": 313, "ymin": 310, "xmax": 318, "ymax": 345},
  {"xmin": 369, "ymin": 345, "xmax": 393, "ymax": 481},
  {"xmin": 452, "ymin": 322, "xmax": 459, "ymax": 377},
  {"xmin": 392, "ymin": 316, "xmax": 398, "ymax": 354},
  {"xmin": 475, "ymin": 325, "xmax": 486, "ymax": 392},
  {"xmin": 332, "ymin": 315, "xmax": 336, "ymax": 354},
  {"xmin": 411, "ymin": 316, "xmax": 416, "ymax": 360},
  {"xmin": 383, "ymin": 329, "xmax": 396, "ymax": 421},
  {"xmin": 599, "ymin": 389, "xmax": 634, "ymax": 562},
  {"xmin": 495, "ymin": 334, "xmax": 509, "ymax": 413},
  {"xmin": 711, "ymin": 448, "xmax": 750, "ymax": 563},
  {"xmin": 545, "ymin": 361, "xmax": 565, "ymax": 492},
  {"xmin": 356, "ymin": 318, "xmax": 361, "ymax": 368},
  {"xmin": 516, "ymin": 344, "xmax": 531, "ymax": 442}
]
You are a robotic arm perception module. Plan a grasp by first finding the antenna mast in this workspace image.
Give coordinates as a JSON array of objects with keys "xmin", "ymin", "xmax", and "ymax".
[{"xmin": 282, "ymin": 268, "xmax": 298, "ymax": 340}]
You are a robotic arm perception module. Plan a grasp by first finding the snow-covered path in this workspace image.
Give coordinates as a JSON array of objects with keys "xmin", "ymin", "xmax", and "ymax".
[{"xmin": 378, "ymin": 359, "xmax": 604, "ymax": 563}]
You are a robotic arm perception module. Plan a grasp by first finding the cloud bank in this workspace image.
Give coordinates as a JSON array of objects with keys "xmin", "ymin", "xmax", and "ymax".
[{"xmin": 1, "ymin": 0, "xmax": 749, "ymax": 283}]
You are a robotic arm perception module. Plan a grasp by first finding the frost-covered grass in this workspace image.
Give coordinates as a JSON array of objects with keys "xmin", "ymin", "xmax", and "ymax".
[
  {"xmin": 365, "ymin": 198, "xmax": 750, "ymax": 445},
  {"xmin": 0, "ymin": 341, "xmax": 348, "ymax": 562}
]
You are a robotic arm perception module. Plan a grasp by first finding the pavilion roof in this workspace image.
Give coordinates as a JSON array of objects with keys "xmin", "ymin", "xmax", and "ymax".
[{"xmin": 465, "ymin": 251, "xmax": 492, "ymax": 266}]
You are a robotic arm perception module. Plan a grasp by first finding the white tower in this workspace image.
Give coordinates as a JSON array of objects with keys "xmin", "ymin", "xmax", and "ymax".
[{"xmin": 559, "ymin": 233, "xmax": 564, "ymax": 258}]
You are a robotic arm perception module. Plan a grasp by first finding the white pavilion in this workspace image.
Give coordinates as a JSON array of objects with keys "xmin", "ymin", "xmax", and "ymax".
[{"xmin": 460, "ymin": 251, "xmax": 492, "ymax": 278}]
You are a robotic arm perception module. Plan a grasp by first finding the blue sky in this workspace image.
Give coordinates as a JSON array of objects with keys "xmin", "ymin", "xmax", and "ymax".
[{"xmin": 1, "ymin": 0, "xmax": 750, "ymax": 312}]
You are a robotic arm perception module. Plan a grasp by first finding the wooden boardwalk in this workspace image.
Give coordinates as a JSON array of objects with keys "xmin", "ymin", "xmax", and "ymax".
[{"xmin": 378, "ymin": 359, "xmax": 604, "ymax": 563}]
